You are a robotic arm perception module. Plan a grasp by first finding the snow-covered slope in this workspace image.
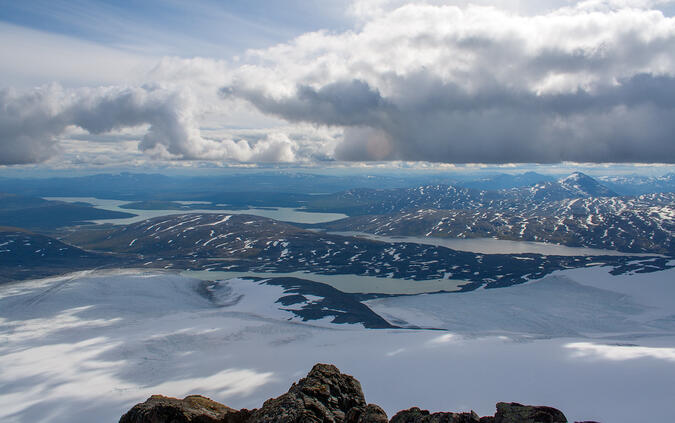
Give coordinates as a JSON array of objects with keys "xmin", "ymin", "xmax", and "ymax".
[
  {"xmin": 367, "ymin": 268, "xmax": 675, "ymax": 337},
  {"xmin": 1, "ymin": 269, "xmax": 675, "ymax": 423}
]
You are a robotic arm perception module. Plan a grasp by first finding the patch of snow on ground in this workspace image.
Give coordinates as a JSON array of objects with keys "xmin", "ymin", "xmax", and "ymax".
[{"xmin": 1, "ymin": 269, "xmax": 675, "ymax": 423}]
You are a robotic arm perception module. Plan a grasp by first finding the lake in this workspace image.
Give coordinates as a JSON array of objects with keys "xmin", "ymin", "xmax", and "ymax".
[
  {"xmin": 327, "ymin": 231, "xmax": 656, "ymax": 257},
  {"xmin": 45, "ymin": 197, "xmax": 348, "ymax": 225}
]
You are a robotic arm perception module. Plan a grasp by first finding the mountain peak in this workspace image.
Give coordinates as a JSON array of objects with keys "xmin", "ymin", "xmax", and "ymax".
[
  {"xmin": 560, "ymin": 171, "xmax": 591, "ymax": 183},
  {"xmin": 559, "ymin": 172, "xmax": 617, "ymax": 197}
]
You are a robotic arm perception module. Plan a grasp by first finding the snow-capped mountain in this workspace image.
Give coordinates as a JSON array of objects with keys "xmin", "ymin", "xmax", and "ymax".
[
  {"xmin": 318, "ymin": 197, "xmax": 674, "ymax": 255},
  {"xmin": 305, "ymin": 172, "xmax": 618, "ymax": 215},
  {"xmin": 315, "ymin": 192, "xmax": 675, "ymax": 255},
  {"xmin": 559, "ymin": 172, "xmax": 618, "ymax": 197},
  {"xmin": 500, "ymin": 172, "xmax": 618, "ymax": 204}
]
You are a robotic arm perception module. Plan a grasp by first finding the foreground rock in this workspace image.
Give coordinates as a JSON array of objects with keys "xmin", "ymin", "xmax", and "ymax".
[
  {"xmin": 493, "ymin": 402, "xmax": 568, "ymax": 423},
  {"xmin": 119, "ymin": 394, "xmax": 242, "ymax": 423},
  {"xmin": 119, "ymin": 363, "xmax": 569, "ymax": 423}
]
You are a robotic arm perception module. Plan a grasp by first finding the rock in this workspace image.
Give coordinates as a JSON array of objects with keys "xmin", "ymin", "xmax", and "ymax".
[
  {"xmin": 249, "ymin": 363, "xmax": 367, "ymax": 422},
  {"xmin": 390, "ymin": 406, "xmax": 481, "ymax": 423},
  {"xmin": 346, "ymin": 404, "xmax": 389, "ymax": 423},
  {"xmin": 118, "ymin": 364, "xmax": 575, "ymax": 423},
  {"xmin": 119, "ymin": 394, "xmax": 243, "ymax": 423},
  {"xmin": 494, "ymin": 402, "xmax": 567, "ymax": 423}
]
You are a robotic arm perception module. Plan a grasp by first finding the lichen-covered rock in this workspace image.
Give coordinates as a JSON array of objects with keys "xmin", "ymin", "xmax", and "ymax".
[
  {"xmin": 249, "ymin": 363, "xmax": 367, "ymax": 422},
  {"xmin": 494, "ymin": 402, "xmax": 567, "ymax": 423},
  {"xmin": 119, "ymin": 394, "xmax": 243, "ymax": 423},
  {"xmin": 390, "ymin": 407, "xmax": 481, "ymax": 423}
]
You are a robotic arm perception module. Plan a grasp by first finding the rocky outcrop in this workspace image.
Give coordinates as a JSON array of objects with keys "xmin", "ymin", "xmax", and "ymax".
[
  {"xmin": 119, "ymin": 363, "xmax": 570, "ymax": 423},
  {"xmin": 119, "ymin": 394, "xmax": 243, "ymax": 423},
  {"xmin": 390, "ymin": 406, "xmax": 486, "ymax": 423},
  {"xmin": 247, "ymin": 363, "xmax": 369, "ymax": 422},
  {"xmin": 494, "ymin": 402, "xmax": 567, "ymax": 423}
]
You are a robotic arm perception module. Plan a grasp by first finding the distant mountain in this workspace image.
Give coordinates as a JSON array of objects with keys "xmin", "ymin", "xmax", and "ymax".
[
  {"xmin": 502, "ymin": 172, "xmax": 618, "ymax": 204},
  {"xmin": 459, "ymin": 171, "xmax": 554, "ymax": 190},
  {"xmin": 599, "ymin": 173, "xmax": 675, "ymax": 195},
  {"xmin": 305, "ymin": 185, "xmax": 495, "ymax": 215},
  {"xmin": 559, "ymin": 172, "xmax": 618, "ymax": 197},
  {"xmin": 0, "ymin": 193, "xmax": 52, "ymax": 210},
  {"xmin": 0, "ymin": 171, "xmax": 451, "ymax": 200},
  {"xmin": 305, "ymin": 172, "xmax": 618, "ymax": 215},
  {"xmin": 0, "ymin": 173, "xmax": 175, "ymax": 200},
  {"xmin": 0, "ymin": 193, "xmax": 135, "ymax": 230}
]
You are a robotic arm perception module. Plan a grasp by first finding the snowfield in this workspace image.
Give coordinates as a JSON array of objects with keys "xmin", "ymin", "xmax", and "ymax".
[
  {"xmin": 366, "ymin": 268, "xmax": 675, "ymax": 337},
  {"xmin": 1, "ymin": 268, "xmax": 674, "ymax": 423}
]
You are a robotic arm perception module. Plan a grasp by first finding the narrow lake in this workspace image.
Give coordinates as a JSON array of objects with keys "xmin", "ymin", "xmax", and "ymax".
[
  {"xmin": 45, "ymin": 197, "xmax": 347, "ymax": 225},
  {"xmin": 181, "ymin": 270, "xmax": 467, "ymax": 295},
  {"xmin": 327, "ymin": 231, "xmax": 655, "ymax": 257}
]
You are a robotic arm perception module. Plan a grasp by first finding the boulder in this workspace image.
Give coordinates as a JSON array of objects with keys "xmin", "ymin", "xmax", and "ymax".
[
  {"xmin": 494, "ymin": 402, "xmax": 567, "ymax": 423},
  {"xmin": 346, "ymin": 404, "xmax": 389, "ymax": 423},
  {"xmin": 249, "ymin": 363, "xmax": 367, "ymax": 422},
  {"xmin": 390, "ymin": 406, "xmax": 481, "ymax": 423},
  {"xmin": 119, "ymin": 394, "xmax": 244, "ymax": 423}
]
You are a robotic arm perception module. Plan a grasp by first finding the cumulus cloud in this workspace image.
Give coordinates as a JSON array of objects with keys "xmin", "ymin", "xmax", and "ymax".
[
  {"xmin": 222, "ymin": 1, "xmax": 675, "ymax": 163},
  {"xmin": 0, "ymin": 84, "xmax": 302, "ymax": 165},
  {"xmin": 3, "ymin": 0, "xmax": 675, "ymax": 165}
]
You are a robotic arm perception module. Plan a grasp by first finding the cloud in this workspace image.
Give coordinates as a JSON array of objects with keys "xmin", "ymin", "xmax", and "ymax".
[
  {"xmin": 3, "ymin": 0, "xmax": 675, "ymax": 166},
  {"xmin": 0, "ymin": 23, "xmax": 156, "ymax": 89},
  {"xmin": 222, "ymin": 1, "xmax": 675, "ymax": 163},
  {"xmin": 0, "ymin": 84, "xmax": 303, "ymax": 165}
]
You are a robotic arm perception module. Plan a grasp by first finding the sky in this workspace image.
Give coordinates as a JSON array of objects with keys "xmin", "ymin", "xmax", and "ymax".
[{"xmin": 1, "ymin": 0, "xmax": 675, "ymax": 172}]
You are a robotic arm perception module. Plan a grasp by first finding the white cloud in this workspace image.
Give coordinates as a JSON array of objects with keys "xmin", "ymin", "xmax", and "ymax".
[
  {"xmin": 3, "ymin": 1, "xmax": 675, "ymax": 165},
  {"xmin": 0, "ymin": 84, "xmax": 309, "ymax": 165},
  {"xmin": 224, "ymin": 1, "xmax": 675, "ymax": 163}
]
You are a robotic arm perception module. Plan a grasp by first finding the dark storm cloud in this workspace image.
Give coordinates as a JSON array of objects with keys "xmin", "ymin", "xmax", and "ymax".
[
  {"xmin": 217, "ymin": 2, "xmax": 675, "ymax": 164},
  {"xmin": 225, "ymin": 73, "xmax": 675, "ymax": 163}
]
